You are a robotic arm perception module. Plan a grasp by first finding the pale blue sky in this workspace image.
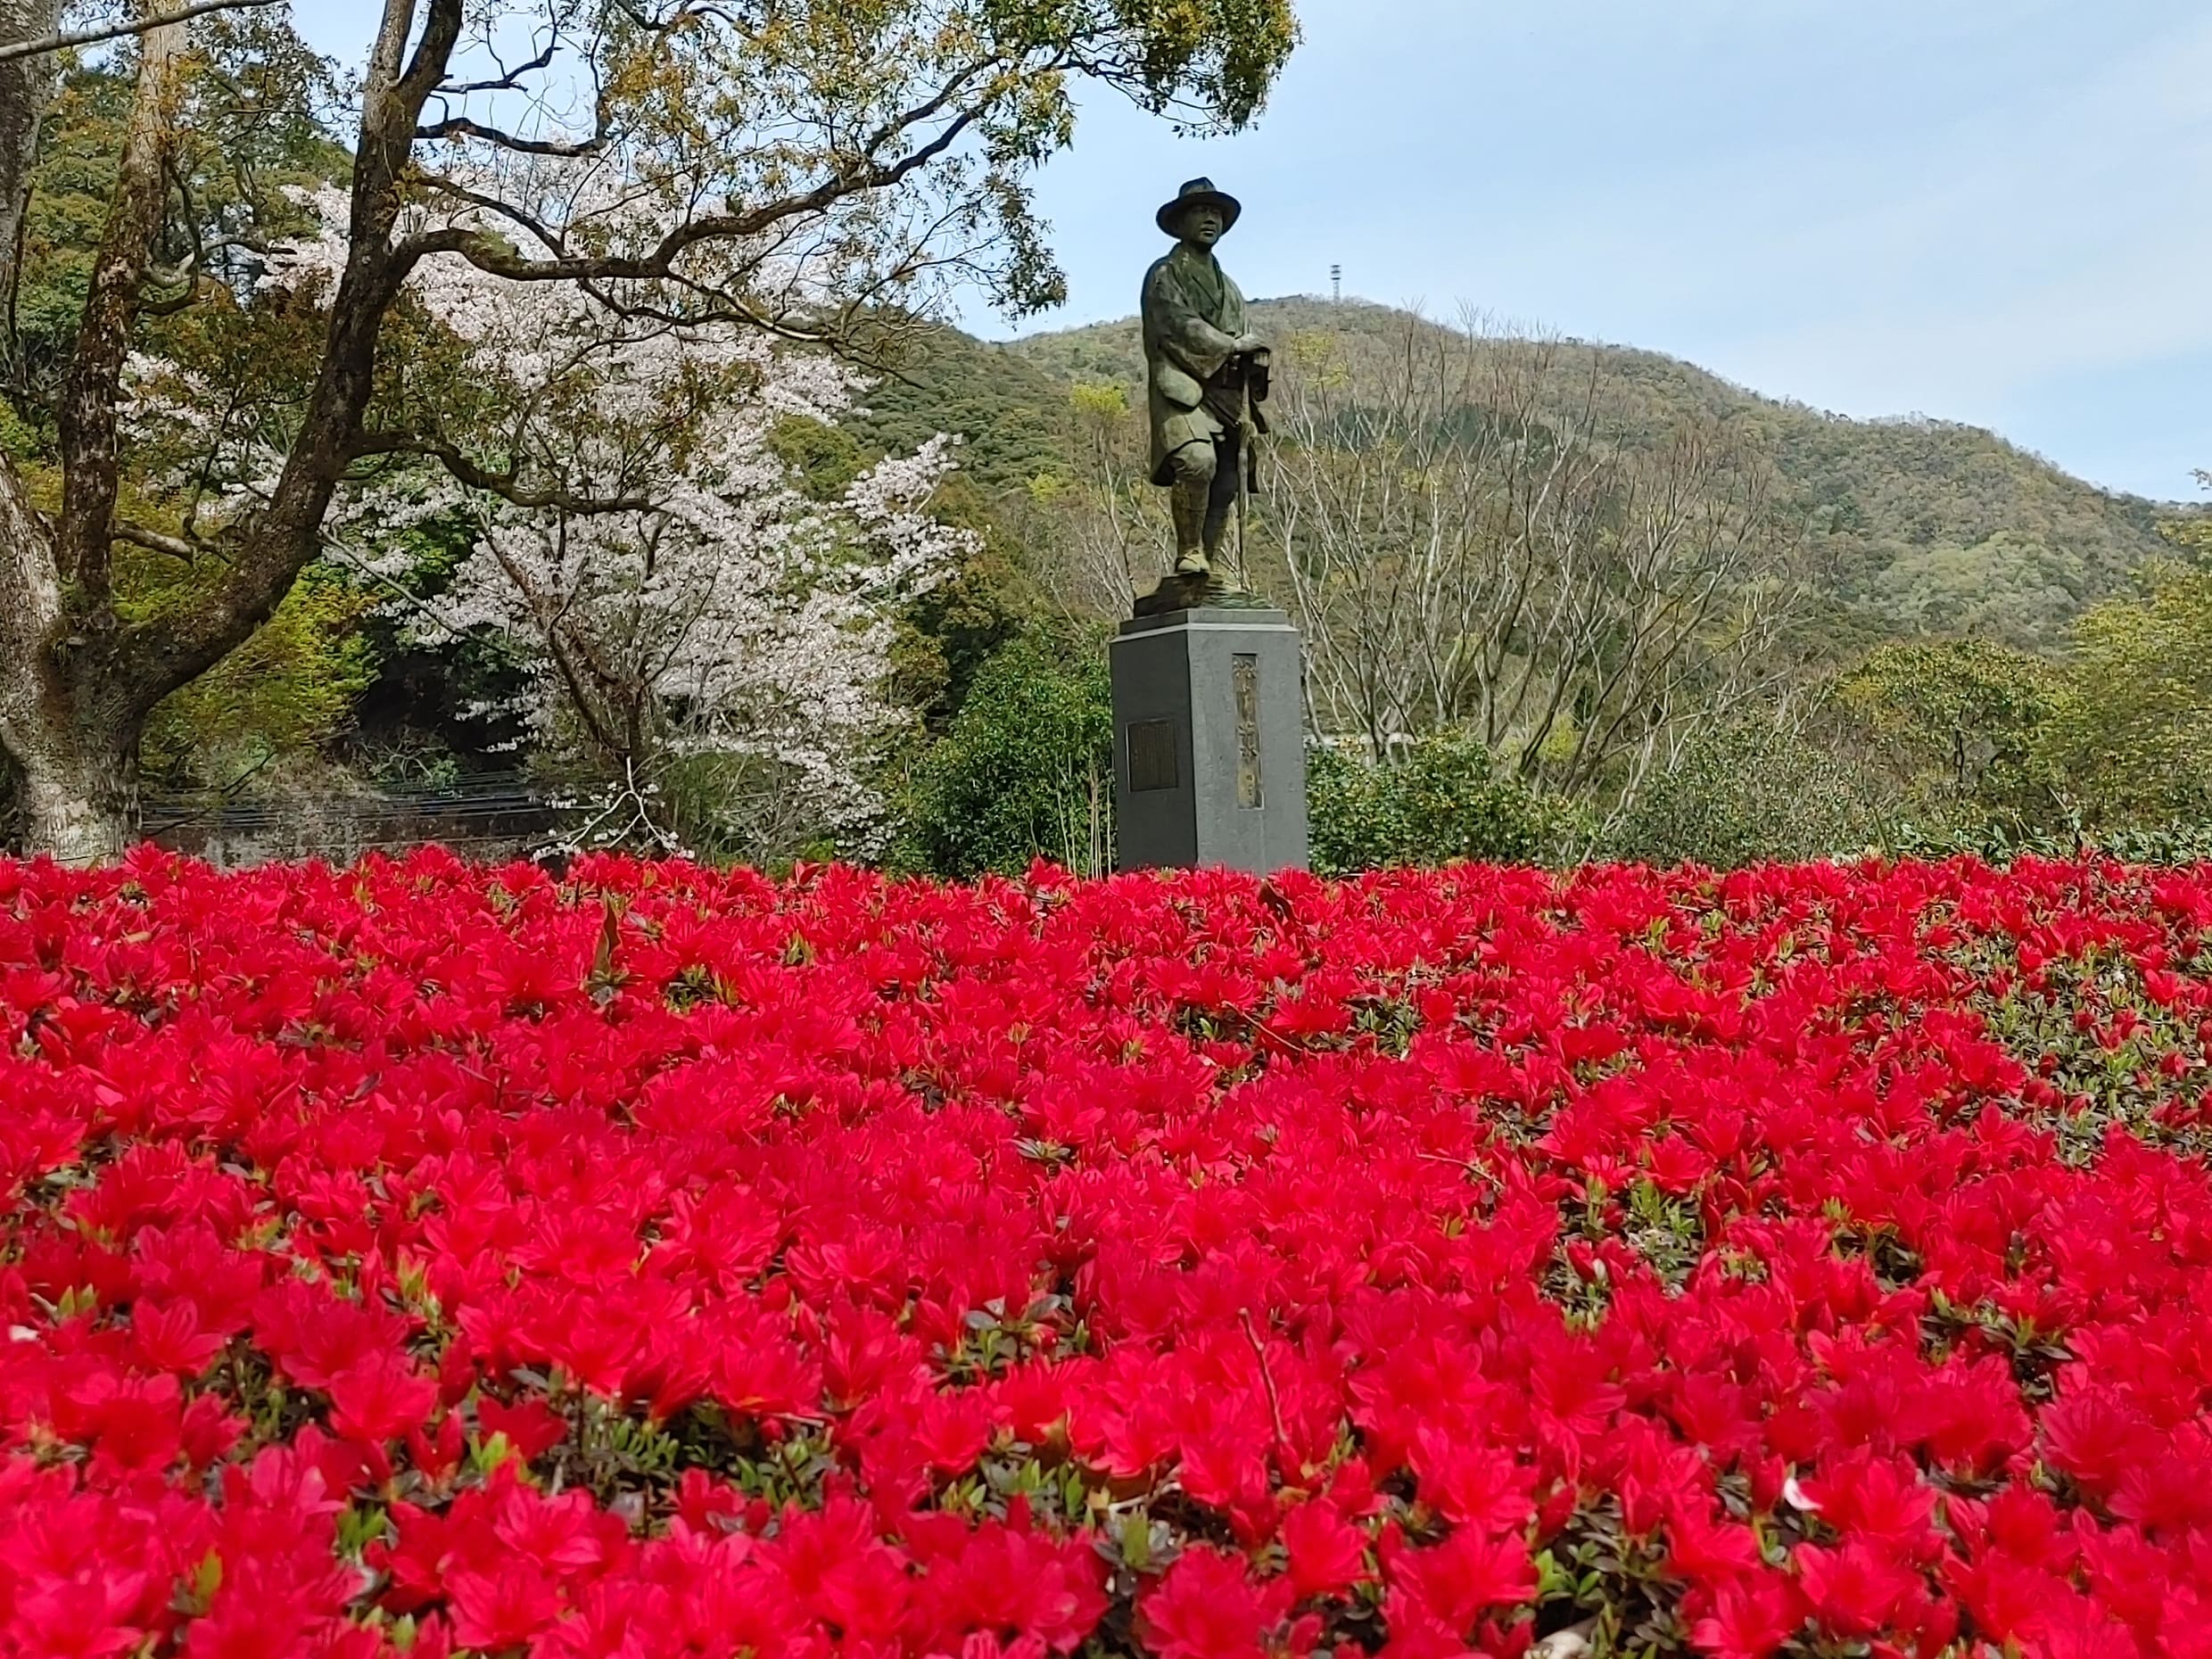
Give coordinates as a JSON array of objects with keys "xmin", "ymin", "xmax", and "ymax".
[{"xmin": 293, "ymin": 0, "xmax": 2212, "ymax": 501}]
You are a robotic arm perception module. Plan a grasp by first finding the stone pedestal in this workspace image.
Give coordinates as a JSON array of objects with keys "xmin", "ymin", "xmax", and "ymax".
[{"xmin": 1110, "ymin": 605, "xmax": 1308, "ymax": 873}]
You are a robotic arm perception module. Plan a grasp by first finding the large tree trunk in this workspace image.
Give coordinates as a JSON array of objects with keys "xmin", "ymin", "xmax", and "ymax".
[
  {"xmin": 0, "ymin": 10, "xmax": 176, "ymax": 860},
  {"xmin": 0, "ymin": 456, "xmax": 137, "ymax": 862},
  {"xmin": 0, "ymin": 4, "xmax": 64, "ymax": 854},
  {"xmin": 0, "ymin": 0, "xmax": 62, "ymax": 294},
  {"xmin": 12, "ymin": 714, "xmax": 137, "ymax": 864}
]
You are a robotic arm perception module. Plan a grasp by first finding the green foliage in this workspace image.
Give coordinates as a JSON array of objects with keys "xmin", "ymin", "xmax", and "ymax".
[
  {"xmin": 1307, "ymin": 730, "xmax": 1586, "ymax": 874},
  {"xmin": 2050, "ymin": 821, "xmax": 2212, "ymax": 867},
  {"xmin": 11, "ymin": 41, "xmax": 345, "ymax": 434},
  {"xmin": 2158, "ymin": 480, "xmax": 2212, "ymax": 561},
  {"xmin": 896, "ymin": 635, "xmax": 1113, "ymax": 879},
  {"xmin": 634, "ymin": 751, "xmax": 841, "ymax": 871},
  {"xmin": 887, "ymin": 472, "xmax": 1040, "ymax": 731},
  {"xmin": 1611, "ymin": 718, "xmax": 1889, "ymax": 869},
  {"xmin": 1885, "ymin": 815, "xmax": 2212, "ymax": 867},
  {"xmin": 342, "ymin": 508, "xmax": 533, "ymax": 768},
  {"xmin": 1850, "ymin": 532, "xmax": 2092, "ymax": 648},
  {"xmin": 841, "ymin": 327, "xmax": 1078, "ymax": 497},
  {"xmin": 1836, "ymin": 637, "xmax": 2061, "ymax": 835},
  {"xmin": 1830, "ymin": 553, "xmax": 2212, "ymax": 853},
  {"xmin": 141, "ymin": 563, "xmax": 377, "ymax": 787},
  {"xmin": 10, "ymin": 61, "xmax": 128, "ymax": 403},
  {"xmin": 767, "ymin": 414, "xmax": 869, "ymax": 500},
  {"xmin": 2038, "ymin": 560, "xmax": 2212, "ymax": 826}
]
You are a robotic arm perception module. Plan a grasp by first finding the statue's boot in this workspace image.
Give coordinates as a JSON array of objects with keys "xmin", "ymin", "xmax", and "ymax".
[
  {"xmin": 1170, "ymin": 476, "xmax": 1211, "ymax": 576},
  {"xmin": 1201, "ymin": 491, "xmax": 1234, "ymax": 570}
]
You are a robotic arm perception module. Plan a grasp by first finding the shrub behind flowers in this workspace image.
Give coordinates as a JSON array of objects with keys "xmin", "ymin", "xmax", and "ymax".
[{"xmin": 2, "ymin": 847, "xmax": 2211, "ymax": 1659}]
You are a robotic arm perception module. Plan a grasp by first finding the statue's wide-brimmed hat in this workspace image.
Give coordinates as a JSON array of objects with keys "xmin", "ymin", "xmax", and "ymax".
[{"xmin": 1157, "ymin": 177, "xmax": 1242, "ymax": 236}]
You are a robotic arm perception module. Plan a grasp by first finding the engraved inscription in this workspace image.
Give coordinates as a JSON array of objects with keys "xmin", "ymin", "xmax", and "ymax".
[
  {"xmin": 1233, "ymin": 654, "xmax": 1263, "ymax": 809},
  {"xmin": 1127, "ymin": 720, "xmax": 1179, "ymax": 793}
]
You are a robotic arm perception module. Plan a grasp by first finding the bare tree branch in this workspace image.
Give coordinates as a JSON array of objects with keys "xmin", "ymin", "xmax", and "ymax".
[
  {"xmin": 346, "ymin": 431, "xmax": 651, "ymax": 516},
  {"xmin": 394, "ymin": 104, "xmax": 978, "ymax": 283},
  {"xmin": 111, "ymin": 521, "xmax": 204, "ymax": 561},
  {"xmin": 413, "ymin": 114, "xmax": 606, "ymax": 156},
  {"xmin": 438, "ymin": 35, "xmax": 557, "ymax": 95},
  {"xmin": 0, "ymin": 0, "xmax": 278, "ymax": 64}
]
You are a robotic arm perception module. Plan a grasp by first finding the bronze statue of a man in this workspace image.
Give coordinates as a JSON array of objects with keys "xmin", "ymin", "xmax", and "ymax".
[{"xmin": 1142, "ymin": 177, "xmax": 1268, "ymax": 583}]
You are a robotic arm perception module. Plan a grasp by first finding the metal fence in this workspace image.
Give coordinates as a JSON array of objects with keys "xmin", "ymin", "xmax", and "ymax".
[{"xmin": 144, "ymin": 772, "xmax": 559, "ymax": 867}]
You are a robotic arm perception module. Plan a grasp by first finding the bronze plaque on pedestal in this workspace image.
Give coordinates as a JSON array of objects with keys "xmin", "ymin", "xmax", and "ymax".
[
  {"xmin": 1127, "ymin": 720, "xmax": 1179, "ymax": 793},
  {"xmin": 1233, "ymin": 654, "xmax": 1263, "ymax": 809}
]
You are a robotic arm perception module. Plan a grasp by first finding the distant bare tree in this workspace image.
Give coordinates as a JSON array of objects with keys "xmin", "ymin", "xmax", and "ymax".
[
  {"xmin": 1026, "ymin": 381, "xmax": 1171, "ymax": 619},
  {"xmin": 1267, "ymin": 310, "xmax": 1803, "ymax": 795}
]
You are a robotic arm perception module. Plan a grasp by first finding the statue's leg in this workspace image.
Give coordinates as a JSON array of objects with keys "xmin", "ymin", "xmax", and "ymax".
[
  {"xmin": 1201, "ymin": 426, "xmax": 1242, "ymax": 561},
  {"xmin": 1167, "ymin": 442, "xmax": 1215, "ymax": 574}
]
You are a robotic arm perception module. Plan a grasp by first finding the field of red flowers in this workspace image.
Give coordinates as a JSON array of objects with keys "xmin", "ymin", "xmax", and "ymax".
[{"xmin": 3, "ymin": 848, "xmax": 2211, "ymax": 1659}]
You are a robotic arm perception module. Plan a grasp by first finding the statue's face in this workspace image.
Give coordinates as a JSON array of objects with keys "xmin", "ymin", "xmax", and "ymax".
[{"xmin": 1177, "ymin": 204, "xmax": 1226, "ymax": 246}]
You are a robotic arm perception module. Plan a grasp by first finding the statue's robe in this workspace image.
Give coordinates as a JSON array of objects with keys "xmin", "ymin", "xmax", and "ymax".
[{"xmin": 1141, "ymin": 243, "xmax": 1250, "ymax": 485}]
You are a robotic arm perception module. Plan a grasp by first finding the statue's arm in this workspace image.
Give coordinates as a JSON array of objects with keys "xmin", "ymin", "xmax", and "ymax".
[{"xmin": 1223, "ymin": 277, "xmax": 1263, "ymax": 354}]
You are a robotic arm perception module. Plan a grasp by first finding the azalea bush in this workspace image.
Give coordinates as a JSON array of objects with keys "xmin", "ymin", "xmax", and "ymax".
[{"xmin": 3, "ymin": 849, "xmax": 2212, "ymax": 1659}]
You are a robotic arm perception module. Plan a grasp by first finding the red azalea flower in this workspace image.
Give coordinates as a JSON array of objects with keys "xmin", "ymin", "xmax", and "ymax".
[
  {"xmin": 445, "ymin": 1560, "xmax": 565, "ymax": 1650},
  {"xmin": 1388, "ymin": 1529, "xmax": 1535, "ymax": 1638},
  {"xmin": 909, "ymin": 1520, "xmax": 1108, "ymax": 1654},
  {"xmin": 1799, "ymin": 1452, "xmax": 1939, "ymax": 1564},
  {"xmin": 475, "ymin": 1393, "xmax": 567, "ymax": 1461},
  {"xmin": 4, "ymin": 854, "xmax": 2212, "ymax": 1652},
  {"xmin": 325, "ymin": 1349, "xmax": 438, "ymax": 1447},
  {"xmin": 128, "ymin": 1298, "xmax": 226, "ymax": 1376},
  {"xmin": 1688, "ymin": 1570, "xmax": 1807, "ymax": 1659},
  {"xmin": 1793, "ymin": 1542, "xmax": 1927, "ymax": 1640},
  {"xmin": 1663, "ymin": 1499, "xmax": 1763, "ymax": 1586},
  {"xmin": 1282, "ymin": 1501, "xmax": 1368, "ymax": 1601},
  {"xmin": 1143, "ymin": 1548, "xmax": 1296, "ymax": 1659},
  {"xmin": 772, "ymin": 1497, "xmax": 912, "ymax": 1644},
  {"xmin": 55, "ymin": 1369, "xmax": 184, "ymax": 1477},
  {"xmin": 2, "ymin": 1564, "xmax": 151, "ymax": 1659}
]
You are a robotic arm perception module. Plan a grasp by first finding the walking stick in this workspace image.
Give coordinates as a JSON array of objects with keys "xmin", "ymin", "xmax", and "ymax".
[
  {"xmin": 1232, "ymin": 344, "xmax": 1270, "ymax": 593},
  {"xmin": 1234, "ymin": 369, "xmax": 1252, "ymax": 592}
]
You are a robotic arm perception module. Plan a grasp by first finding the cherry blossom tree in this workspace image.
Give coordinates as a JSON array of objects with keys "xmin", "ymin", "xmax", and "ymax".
[
  {"xmin": 445, "ymin": 440, "xmax": 969, "ymax": 860},
  {"xmin": 162, "ymin": 176, "xmax": 977, "ymax": 857},
  {"xmin": 0, "ymin": 0, "xmax": 1300, "ymax": 861}
]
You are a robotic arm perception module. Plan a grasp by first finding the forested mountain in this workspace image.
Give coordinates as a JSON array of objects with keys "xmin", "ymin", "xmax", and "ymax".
[{"xmin": 858, "ymin": 296, "xmax": 2183, "ymax": 655}]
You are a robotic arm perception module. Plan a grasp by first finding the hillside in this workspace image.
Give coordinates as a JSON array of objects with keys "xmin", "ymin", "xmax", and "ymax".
[
  {"xmin": 846, "ymin": 323, "xmax": 1079, "ymax": 497},
  {"xmin": 856, "ymin": 296, "xmax": 2183, "ymax": 654}
]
